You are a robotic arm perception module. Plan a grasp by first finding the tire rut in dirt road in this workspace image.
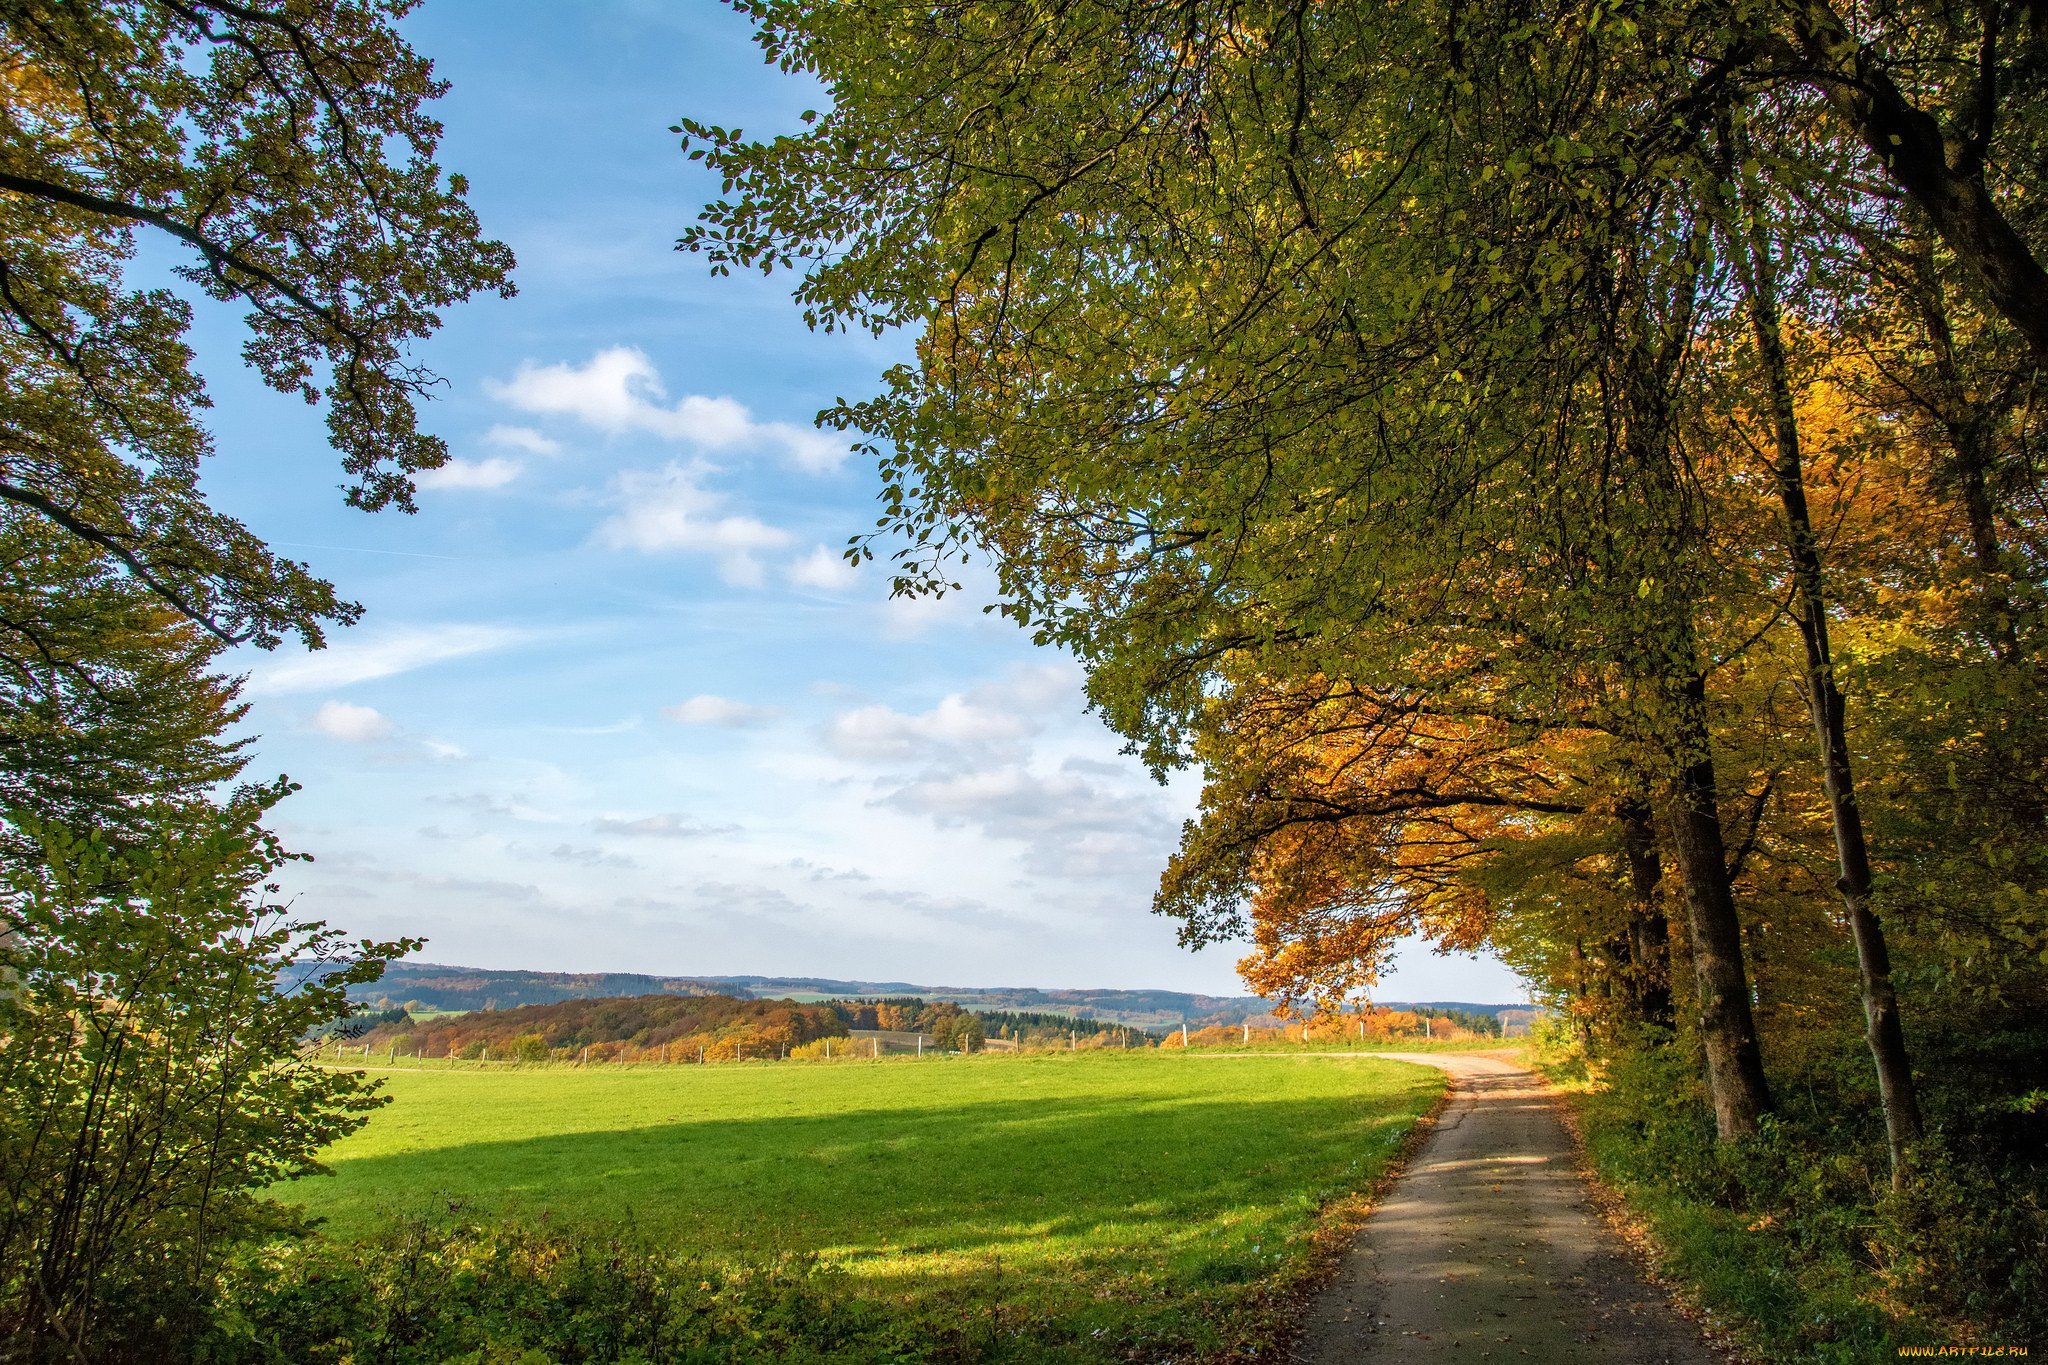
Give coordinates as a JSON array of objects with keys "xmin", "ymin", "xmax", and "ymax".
[{"xmin": 1295, "ymin": 1053, "xmax": 1726, "ymax": 1363}]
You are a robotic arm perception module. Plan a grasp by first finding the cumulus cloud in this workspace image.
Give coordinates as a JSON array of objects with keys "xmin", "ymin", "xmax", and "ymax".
[
  {"xmin": 485, "ymin": 424, "xmax": 562, "ymax": 455},
  {"xmin": 786, "ymin": 545, "xmax": 859, "ymax": 592},
  {"xmin": 823, "ymin": 664, "xmax": 1082, "ymax": 763},
  {"xmin": 881, "ymin": 761, "xmax": 1175, "ymax": 879},
  {"xmin": 309, "ymin": 700, "xmax": 393, "ymax": 742},
  {"xmin": 592, "ymin": 813, "xmax": 737, "ymax": 839},
  {"xmin": 415, "ymin": 456, "xmax": 522, "ymax": 491},
  {"xmin": 665, "ymin": 694, "xmax": 780, "ymax": 727},
  {"xmin": 593, "ymin": 462, "xmax": 792, "ymax": 584},
  {"xmin": 828, "ymin": 696, "xmax": 1029, "ymax": 762},
  {"xmin": 246, "ymin": 625, "xmax": 528, "ymax": 695},
  {"xmin": 486, "ymin": 347, "xmax": 846, "ymax": 472}
]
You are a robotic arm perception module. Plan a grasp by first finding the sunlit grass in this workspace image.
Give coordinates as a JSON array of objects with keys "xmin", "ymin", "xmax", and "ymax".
[{"xmin": 284, "ymin": 1051, "xmax": 1441, "ymax": 1356}]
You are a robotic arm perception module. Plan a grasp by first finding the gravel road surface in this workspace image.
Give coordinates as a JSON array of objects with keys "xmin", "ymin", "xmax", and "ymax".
[{"xmin": 1294, "ymin": 1052, "xmax": 1725, "ymax": 1364}]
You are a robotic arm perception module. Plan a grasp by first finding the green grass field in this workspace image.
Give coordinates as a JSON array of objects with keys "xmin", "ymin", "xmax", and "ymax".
[{"xmin": 280, "ymin": 1051, "xmax": 1443, "ymax": 1360}]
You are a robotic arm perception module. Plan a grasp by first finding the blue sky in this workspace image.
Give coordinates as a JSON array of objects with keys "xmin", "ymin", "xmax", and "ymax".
[{"xmin": 188, "ymin": 0, "xmax": 1525, "ymax": 1001}]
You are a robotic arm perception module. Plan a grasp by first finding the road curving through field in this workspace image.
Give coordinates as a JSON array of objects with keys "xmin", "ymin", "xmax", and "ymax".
[{"xmin": 1296, "ymin": 1052, "xmax": 1728, "ymax": 1363}]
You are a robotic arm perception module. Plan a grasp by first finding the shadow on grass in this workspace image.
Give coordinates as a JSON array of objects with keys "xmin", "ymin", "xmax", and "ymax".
[{"xmin": 291, "ymin": 1082, "xmax": 1437, "ymax": 1283}]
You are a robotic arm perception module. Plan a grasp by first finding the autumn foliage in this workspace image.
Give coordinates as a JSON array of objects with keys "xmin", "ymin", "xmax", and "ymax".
[
  {"xmin": 354, "ymin": 994, "xmax": 849, "ymax": 1064},
  {"xmin": 681, "ymin": 0, "xmax": 2048, "ymax": 1345}
]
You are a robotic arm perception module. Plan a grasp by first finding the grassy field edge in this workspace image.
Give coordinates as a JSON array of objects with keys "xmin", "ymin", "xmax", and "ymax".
[{"xmin": 238, "ymin": 1052, "xmax": 1453, "ymax": 1363}]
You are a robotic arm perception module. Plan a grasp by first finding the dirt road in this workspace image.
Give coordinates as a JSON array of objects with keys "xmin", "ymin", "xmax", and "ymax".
[{"xmin": 1295, "ymin": 1052, "xmax": 1725, "ymax": 1363}]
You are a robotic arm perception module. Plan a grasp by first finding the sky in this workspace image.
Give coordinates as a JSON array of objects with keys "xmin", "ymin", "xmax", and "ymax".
[{"xmin": 186, "ymin": 0, "xmax": 1526, "ymax": 1002}]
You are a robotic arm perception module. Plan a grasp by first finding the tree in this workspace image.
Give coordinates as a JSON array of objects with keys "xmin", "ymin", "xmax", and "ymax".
[
  {"xmin": 0, "ymin": 509, "xmax": 247, "ymax": 858},
  {"xmin": 1, "ymin": 0, "xmax": 514, "ymax": 646},
  {"xmin": 0, "ymin": 805, "xmax": 414, "ymax": 1359},
  {"xmin": 682, "ymin": 0, "xmax": 1787, "ymax": 1135}
]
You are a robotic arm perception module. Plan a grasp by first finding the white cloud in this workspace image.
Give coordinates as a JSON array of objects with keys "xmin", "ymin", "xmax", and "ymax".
[
  {"xmin": 309, "ymin": 700, "xmax": 394, "ymax": 742},
  {"xmin": 485, "ymin": 424, "xmax": 561, "ymax": 455},
  {"xmin": 880, "ymin": 589, "xmax": 979, "ymax": 640},
  {"xmin": 823, "ymin": 664, "xmax": 1081, "ymax": 763},
  {"xmin": 882, "ymin": 761, "xmax": 1175, "ymax": 879},
  {"xmin": 826, "ymin": 695, "xmax": 1028, "ymax": 762},
  {"xmin": 245, "ymin": 625, "xmax": 528, "ymax": 695},
  {"xmin": 592, "ymin": 813, "xmax": 737, "ymax": 839},
  {"xmin": 416, "ymin": 456, "xmax": 522, "ymax": 490},
  {"xmin": 487, "ymin": 347, "xmax": 846, "ymax": 472},
  {"xmin": 594, "ymin": 462, "xmax": 792, "ymax": 585},
  {"xmin": 786, "ymin": 545, "xmax": 859, "ymax": 592},
  {"xmin": 665, "ymin": 694, "xmax": 780, "ymax": 727},
  {"xmin": 421, "ymin": 739, "xmax": 467, "ymax": 761}
]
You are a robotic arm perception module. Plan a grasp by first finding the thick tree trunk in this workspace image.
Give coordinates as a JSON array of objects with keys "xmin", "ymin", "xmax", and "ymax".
[
  {"xmin": 1619, "ymin": 800, "xmax": 1675, "ymax": 1031},
  {"xmin": 1735, "ymin": 203, "xmax": 1924, "ymax": 1187},
  {"xmin": 1778, "ymin": 0, "xmax": 2048, "ymax": 363},
  {"xmin": 1660, "ymin": 672, "xmax": 1774, "ymax": 1141},
  {"xmin": 1606, "ymin": 247, "xmax": 1771, "ymax": 1140}
]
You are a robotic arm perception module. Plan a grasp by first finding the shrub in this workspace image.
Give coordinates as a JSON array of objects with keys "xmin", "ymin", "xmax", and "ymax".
[
  {"xmin": 0, "ymin": 809, "xmax": 412, "ymax": 1361},
  {"xmin": 199, "ymin": 1222, "xmax": 954, "ymax": 1364}
]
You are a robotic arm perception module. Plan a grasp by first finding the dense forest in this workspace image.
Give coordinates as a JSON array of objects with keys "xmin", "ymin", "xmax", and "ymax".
[{"xmin": 681, "ymin": 0, "xmax": 2048, "ymax": 1349}]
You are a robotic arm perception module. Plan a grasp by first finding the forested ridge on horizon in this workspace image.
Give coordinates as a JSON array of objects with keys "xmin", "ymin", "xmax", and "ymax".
[{"xmin": 327, "ymin": 957, "xmax": 1533, "ymax": 1025}]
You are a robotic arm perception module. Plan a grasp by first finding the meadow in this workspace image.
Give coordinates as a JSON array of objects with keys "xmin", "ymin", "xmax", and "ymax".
[{"xmin": 260, "ymin": 1051, "xmax": 1445, "ymax": 1362}]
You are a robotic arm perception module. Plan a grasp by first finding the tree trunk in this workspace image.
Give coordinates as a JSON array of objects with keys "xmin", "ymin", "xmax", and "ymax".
[
  {"xmin": 1605, "ymin": 239, "xmax": 1771, "ymax": 1140},
  {"xmin": 1733, "ymin": 193, "xmax": 1924, "ymax": 1186},
  {"xmin": 1660, "ymin": 674, "xmax": 1774, "ymax": 1141},
  {"xmin": 1777, "ymin": 0, "xmax": 2048, "ymax": 363},
  {"xmin": 1619, "ymin": 800, "xmax": 1675, "ymax": 1031},
  {"xmin": 1899, "ymin": 232, "xmax": 2022, "ymax": 659}
]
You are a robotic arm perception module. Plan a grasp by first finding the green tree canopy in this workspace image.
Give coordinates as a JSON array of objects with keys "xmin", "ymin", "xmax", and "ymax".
[{"xmin": 1, "ymin": 0, "xmax": 514, "ymax": 646}]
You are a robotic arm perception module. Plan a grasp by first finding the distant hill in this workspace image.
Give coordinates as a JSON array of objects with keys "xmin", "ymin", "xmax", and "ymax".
[
  {"xmin": 330, "ymin": 962, "xmax": 713, "ymax": 1012},
  {"xmin": 351, "ymin": 993, "xmax": 850, "ymax": 1063},
  {"xmin": 333, "ymin": 961, "xmax": 1527, "ymax": 1029}
]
